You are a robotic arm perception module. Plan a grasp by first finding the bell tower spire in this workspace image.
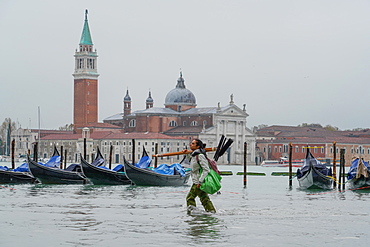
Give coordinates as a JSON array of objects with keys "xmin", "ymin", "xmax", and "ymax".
[{"xmin": 73, "ymin": 9, "xmax": 100, "ymax": 132}]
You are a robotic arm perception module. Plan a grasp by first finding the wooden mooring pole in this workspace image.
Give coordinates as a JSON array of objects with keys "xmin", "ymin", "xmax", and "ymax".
[
  {"xmin": 64, "ymin": 150, "xmax": 67, "ymax": 169},
  {"xmin": 60, "ymin": 146, "xmax": 64, "ymax": 169},
  {"xmin": 339, "ymin": 149, "xmax": 345, "ymax": 190},
  {"xmin": 83, "ymin": 138, "xmax": 87, "ymax": 160},
  {"xmin": 33, "ymin": 142, "xmax": 38, "ymax": 162},
  {"xmin": 154, "ymin": 143, "xmax": 158, "ymax": 168},
  {"xmin": 109, "ymin": 145, "xmax": 113, "ymax": 169},
  {"xmin": 289, "ymin": 142, "xmax": 293, "ymax": 188},
  {"xmin": 132, "ymin": 139, "xmax": 135, "ymax": 165},
  {"xmin": 11, "ymin": 139, "xmax": 15, "ymax": 169},
  {"xmin": 332, "ymin": 142, "xmax": 337, "ymax": 187},
  {"xmin": 243, "ymin": 142, "xmax": 247, "ymax": 188}
]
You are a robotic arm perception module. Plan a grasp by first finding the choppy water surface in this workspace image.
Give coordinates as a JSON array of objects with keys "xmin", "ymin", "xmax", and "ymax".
[{"xmin": 1, "ymin": 165, "xmax": 370, "ymax": 246}]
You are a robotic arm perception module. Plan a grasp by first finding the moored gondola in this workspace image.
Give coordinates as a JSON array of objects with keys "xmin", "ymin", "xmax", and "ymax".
[
  {"xmin": 347, "ymin": 158, "xmax": 370, "ymax": 190},
  {"xmin": 0, "ymin": 139, "xmax": 36, "ymax": 184},
  {"xmin": 28, "ymin": 157, "xmax": 87, "ymax": 184},
  {"xmin": 123, "ymin": 150, "xmax": 190, "ymax": 186},
  {"xmin": 296, "ymin": 149, "xmax": 333, "ymax": 190},
  {"xmin": 0, "ymin": 164, "xmax": 36, "ymax": 184},
  {"xmin": 80, "ymin": 147, "xmax": 131, "ymax": 185}
]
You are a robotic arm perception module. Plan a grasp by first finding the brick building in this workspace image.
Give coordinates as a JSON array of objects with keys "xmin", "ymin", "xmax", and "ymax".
[
  {"xmin": 104, "ymin": 74, "xmax": 256, "ymax": 165},
  {"xmin": 256, "ymin": 125, "xmax": 370, "ymax": 166}
]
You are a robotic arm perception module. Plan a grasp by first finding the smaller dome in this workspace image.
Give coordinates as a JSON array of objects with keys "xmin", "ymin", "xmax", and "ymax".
[
  {"xmin": 146, "ymin": 91, "xmax": 154, "ymax": 103},
  {"xmin": 124, "ymin": 89, "xmax": 131, "ymax": 101}
]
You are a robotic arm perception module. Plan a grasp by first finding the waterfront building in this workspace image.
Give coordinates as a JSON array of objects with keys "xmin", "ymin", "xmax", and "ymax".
[
  {"xmin": 104, "ymin": 73, "xmax": 256, "ymax": 165},
  {"xmin": 256, "ymin": 125, "xmax": 370, "ymax": 165}
]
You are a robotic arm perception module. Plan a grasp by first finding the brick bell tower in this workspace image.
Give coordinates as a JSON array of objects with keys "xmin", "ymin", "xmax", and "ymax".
[{"xmin": 73, "ymin": 10, "xmax": 99, "ymax": 132}]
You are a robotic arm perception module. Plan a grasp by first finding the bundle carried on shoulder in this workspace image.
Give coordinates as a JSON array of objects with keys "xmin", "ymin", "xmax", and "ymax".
[{"xmin": 196, "ymin": 135, "xmax": 233, "ymax": 194}]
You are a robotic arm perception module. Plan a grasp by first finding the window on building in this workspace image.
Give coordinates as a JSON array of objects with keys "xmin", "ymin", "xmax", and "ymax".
[
  {"xmin": 129, "ymin": 119, "xmax": 136, "ymax": 127},
  {"xmin": 190, "ymin": 121, "xmax": 198, "ymax": 126},
  {"xmin": 295, "ymin": 146, "xmax": 298, "ymax": 153},
  {"xmin": 169, "ymin": 120, "xmax": 177, "ymax": 127}
]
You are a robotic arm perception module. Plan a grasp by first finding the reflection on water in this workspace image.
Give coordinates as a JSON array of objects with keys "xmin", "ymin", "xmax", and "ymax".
[{"xmin": 185, "ymin": 213, "xmax": 223, "ymax": 243}]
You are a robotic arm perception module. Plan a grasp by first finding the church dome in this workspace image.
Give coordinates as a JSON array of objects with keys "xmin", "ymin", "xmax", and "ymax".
[
  {"xmin": 165, "ymin": 73, "xmax": 196, "ymax": 106},
  {"xmin": 146, "ymin": 91, "xmax": 154, "ymax": 103},
  {"xmin": 123, "ymin": 89, "xmax": 131, "ymax": 101}
]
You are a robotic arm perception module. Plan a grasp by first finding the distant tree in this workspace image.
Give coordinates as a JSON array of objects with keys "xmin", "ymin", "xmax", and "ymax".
[
  {"xmin": 324, "ymin": 125, "xmax": 339, "ymax": 131},
  {"xmin": 58, "ymin": 123, "xmax": 74, "ymax": 131},
  {"xmin": 252, "ymin": 124, "xmax": 268, "ymax": 132},
  {"xmin": 297, "ymin": 123, "xmax": 322, "ymax": 128},
  {"xmin": 0, "ymin": 118, "xmax": 16, "ymax": 155},
  {"xmin": 351, "ymin": 128, "xmax": 364, "ymax": 131}
]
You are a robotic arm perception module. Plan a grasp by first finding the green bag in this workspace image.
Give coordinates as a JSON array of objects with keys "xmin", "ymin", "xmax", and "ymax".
[{"xmin": 200, "ymin": 169, "xmax": 222, "ymax": 194}]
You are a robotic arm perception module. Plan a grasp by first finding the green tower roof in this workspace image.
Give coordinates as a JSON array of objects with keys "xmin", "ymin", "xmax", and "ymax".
[{"xmin": 79, "ymin": 10, "xmax": 93, "ymax": 45}]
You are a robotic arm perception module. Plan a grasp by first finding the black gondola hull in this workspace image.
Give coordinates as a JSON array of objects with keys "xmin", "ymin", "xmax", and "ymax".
[
  {"xmin": 80, "ymin": 158, "xmax": 131, "ymax": 185},
  {"xmin": 0, "ymin": 170, "xmax": 36, "ymax": 184},
  {"xmin": 124, "ymin": 162, "xmax": 190, "ymax": 186},
  {"xmin": 347, "ymin": 174, "xmax": 370, "ymax": 190},
  {"xmin": 28, "ymin": 158, "xmax": 87, "ymax": 184}
]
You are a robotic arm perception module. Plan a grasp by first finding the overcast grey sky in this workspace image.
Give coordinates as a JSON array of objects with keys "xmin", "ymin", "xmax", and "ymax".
[{"xmin": 1, "ymin": 0, "xmax": 369, "ymax": 130}]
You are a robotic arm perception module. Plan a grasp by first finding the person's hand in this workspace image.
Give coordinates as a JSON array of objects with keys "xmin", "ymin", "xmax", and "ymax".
[{"xmin": 182, "ymin": 149, "xmax": 188, "ymax": 153}]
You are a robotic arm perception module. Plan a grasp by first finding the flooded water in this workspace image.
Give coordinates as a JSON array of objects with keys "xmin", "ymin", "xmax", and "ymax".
[{"xmin": 1, "ymin": 165, "xmax": 370, "ymax": 246}]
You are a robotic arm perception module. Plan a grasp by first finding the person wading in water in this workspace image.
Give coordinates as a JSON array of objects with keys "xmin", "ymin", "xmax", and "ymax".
[{"xmin": 183, "ymin": 139, "xmax": 216, "ymax": 213}]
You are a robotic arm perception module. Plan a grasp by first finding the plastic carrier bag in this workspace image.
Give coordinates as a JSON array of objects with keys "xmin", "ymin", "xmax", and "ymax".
[
  {"xmin": 200, "ymin": 169, "xmax": 222, "ymax": 194},
  {"xmin": 196, "ymin": 155, "xmax": 222, "ymax": 194}
]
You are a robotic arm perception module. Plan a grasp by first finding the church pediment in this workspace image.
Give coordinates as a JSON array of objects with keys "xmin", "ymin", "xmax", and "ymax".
[{"xmin": 218, "ymin": 104, "xmax": 248, "ymax": 117}]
